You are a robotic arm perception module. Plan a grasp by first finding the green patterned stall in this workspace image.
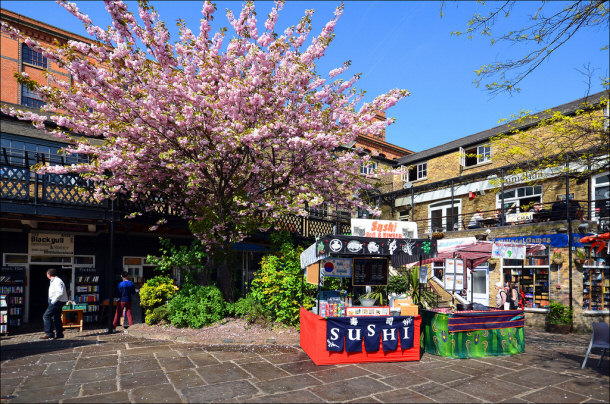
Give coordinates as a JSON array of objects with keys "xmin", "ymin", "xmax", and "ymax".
[{"xmin": 421, "ymin": 309, "xmax": 525, "ymax": 358}]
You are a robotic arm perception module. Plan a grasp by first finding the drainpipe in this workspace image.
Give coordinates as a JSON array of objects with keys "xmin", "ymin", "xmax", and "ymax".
[
  {"xmin": 500, "ymin": 169, "xmax": 505, "ymax": 226},
  {"xmin": 565, "ymin": 159, "xmax": 573, "ymax": 319},
  {"xmin": 451, "ymin": 179, "xmax": 455, "ymax": 231}
]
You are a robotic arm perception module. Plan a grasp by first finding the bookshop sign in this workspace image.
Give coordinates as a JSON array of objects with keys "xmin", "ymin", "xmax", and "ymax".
[{"xmin": 29, "ymin": 232, "xmax": 74, "ymax": 255}]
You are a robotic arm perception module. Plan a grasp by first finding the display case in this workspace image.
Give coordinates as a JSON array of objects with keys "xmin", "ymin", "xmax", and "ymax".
[
  {"xmin": 75, "ymin": 267, "xmax": 99, "ymax": 323},
  {"xmin": 0, "ymin": 294, "xmax": 7, "ymax": 334},
  {"xmin": 503, "ymin": 250, "xmax": 549, "ymax": 308},
  {"xmin": 582, "ymin": 247, "xmax": 609, "ymax": 311},
  {"xmin": 0, "ymin": 266, "xmax": 25, "ymax": 330}
]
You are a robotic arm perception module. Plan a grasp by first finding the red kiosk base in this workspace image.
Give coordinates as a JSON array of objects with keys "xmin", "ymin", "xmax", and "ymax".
[{"xmin": 299, "ymin": 307, "xmax": 421, "ymax": 365}]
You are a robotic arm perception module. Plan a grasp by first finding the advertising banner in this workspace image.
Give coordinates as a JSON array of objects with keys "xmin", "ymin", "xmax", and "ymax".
[
  {"xmin": 351, "ymin": 219, "xmax": 418, "ymax": 239},
  {"xmin": 491, "ymin": 242, "xmax": 526, "ymax": 260}
]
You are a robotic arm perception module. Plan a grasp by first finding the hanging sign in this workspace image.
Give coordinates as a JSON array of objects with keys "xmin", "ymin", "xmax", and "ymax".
[
  {"xmin": 319, "ymin": 258, "xmax": 352, "ymax": 278},
  {"xmin": 28, "ymin": 232, "xmax": 74, "ymax": 255},
  {"xmin": 492, "ymin": 242, "xmax": 526, "ymax": 260},
  {"xmin": 326, "ymin": 316, "xmax": 415, "ymax": 352},
  {"xmin": 351, "ymin": 218, "xmax": 418, "ymax": 239}
]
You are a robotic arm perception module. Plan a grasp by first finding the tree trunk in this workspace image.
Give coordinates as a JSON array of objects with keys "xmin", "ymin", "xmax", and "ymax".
[{"xmin": 215, "ymin": 253, "xmax": 234, "ymax": 302}]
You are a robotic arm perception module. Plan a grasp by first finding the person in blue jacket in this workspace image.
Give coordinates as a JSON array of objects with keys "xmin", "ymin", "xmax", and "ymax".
[{"xmin": 113, "ymin": 271, "xmax": 136, "ymax": 329}]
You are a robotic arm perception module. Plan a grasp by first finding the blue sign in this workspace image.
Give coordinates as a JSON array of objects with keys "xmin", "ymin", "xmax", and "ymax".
[
  {"xmin": 326, "ymin": 316, "xmax": 414, "ymax": 353},
  {"xmin": 494, "ymin": 233, "xmax": 593, "ymax": 248}
]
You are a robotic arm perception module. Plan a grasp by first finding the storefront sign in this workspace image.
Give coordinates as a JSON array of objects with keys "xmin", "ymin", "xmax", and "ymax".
[
  {"xmin": 492, "ymin": 242, "xmax": 526, "ymax": 259},
  {"xmin": 437, "ymin": 237, "xmax": 477, "ymax": 253},
  {"xmin": 28, "ymin": 232, "xmax": 74, "ymax": 255},
  {"xmin": 351, "ymin": 219, "xmax": 418, "ymax": 239},
  {"xmin": 326, "ymin": 315, "xmax": 415, "ymax": 352},
  {"xmin": 495, "ymin": 234, "xmax": 592, "ymax": 248},
  {"xmin": 505, "ymin": 212, "xmax": 533, "ymax": 223},
  {"xmin": 319, "ymin": 258, "xmax": 352, "ymax": 278}
]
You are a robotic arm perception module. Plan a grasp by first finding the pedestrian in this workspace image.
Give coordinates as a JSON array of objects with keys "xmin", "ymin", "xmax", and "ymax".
[
  {"xmin": 113, "ymin": 271, "xmax": 136, "ymax": 330},
  {"xmin": 495, "ymin": 281, "xmax": 507, "ymax": 309},
  {"xmin": 505, "ymin": 281, "xmax": 519, "ymax": 310},
  {"xmin": 41, "ymin": 268, "xmax": 68, "ymax": 339}
]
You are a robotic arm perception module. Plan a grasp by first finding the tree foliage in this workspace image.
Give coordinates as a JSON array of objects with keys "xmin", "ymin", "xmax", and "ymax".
[
  {"xmin": 446, "ymin": 0, "xmax": 609, "ymax": 94},
  {"xmin": 1, "ymin": 0, "xmax": 409, "ymax": 300},
  {"xmin": 146, "ymin": 237, "xmax": 207, "ymax": 284}
]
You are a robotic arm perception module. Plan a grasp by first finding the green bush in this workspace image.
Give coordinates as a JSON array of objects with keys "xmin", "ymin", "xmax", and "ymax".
[
  {"xmin": 250, "ymin": 240, "xmax": 315, "ymax": 327},
  {"xmin": 167, "ymin": 285, "xmax": 226, "ymax": 328},
  {"xmin": 146, "ymin": 305, "xmax": 169, "ymax": 325},
  {"xmin": 388, "ymin": 270, "xmax": 411, "ymax": 295},
  {"xmin": 139, "ymin": 276, "xmax": 177, "ymax": 324},
  {"xmin": 547, "ymin": 300, "xmax": 573, "ymax": 325}
]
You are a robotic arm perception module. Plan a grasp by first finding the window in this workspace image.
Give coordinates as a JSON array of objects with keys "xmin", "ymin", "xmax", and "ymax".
[
  {"xmin": 1, "ymin": 135, "xmax": 88, "ymax": 166},
  {"xmin": 21, "ymin": 84, "xmax": 45, "ymax": 109},
  {"xmin": 428, "ymin": 199, "xmax": 461, "ymax": 232},
  {"xmin": 460, "ymin": 144, "xmax": 491, "ymax": 168},
  {"xmin": 404, "ymin": 162, "xmax": 427, "ymax": 182},
  {"xmin": 22, "ymin": 44, "xmax": 47, "ymax": 68},
  {"xmin": 496, "ymin": 185, "xmax": 542, "ymax": 213},
  {"xmin": 592, "ymin": 172, "xmax": 609, "ymax": 220},
  {"xmin": 360, "ymin": 161, "xmax": 377, "ymax": 175},
  {"xmin": 503, "ymin": 250, "xmax": 549, "ymax": 309},
  {"xmin": 582, "ymin": 246, "xmax": 609, "ymax": 312}
]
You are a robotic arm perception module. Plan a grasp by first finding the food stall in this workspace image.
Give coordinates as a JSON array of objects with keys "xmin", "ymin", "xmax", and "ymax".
[
  {"xmin": 419, "ymin": 241, "xmax": 545, "ymax": 358},
  {"xmin": 299, "ymin": 234, "xmax": 437, "ymax": 365}
]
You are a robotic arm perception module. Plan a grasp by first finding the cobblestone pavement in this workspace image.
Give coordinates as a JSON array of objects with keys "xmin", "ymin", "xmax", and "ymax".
[{"xmin": 1, "ymin": 325, "xmax": 608, "ymax": 403}]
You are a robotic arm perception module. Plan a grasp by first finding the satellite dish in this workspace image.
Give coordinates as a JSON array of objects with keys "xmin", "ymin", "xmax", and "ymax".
[{"xmin": 403, "ymin": 182, "xmax": 412, "ymax": 190}]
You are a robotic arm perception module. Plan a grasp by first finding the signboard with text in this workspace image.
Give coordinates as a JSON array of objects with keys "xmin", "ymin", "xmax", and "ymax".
[
  {"xmin": 351, "ymin": 219, "xmax": 418, "ymax": 239},
  {"xmin": 28, "ymin": 232, "xmax": 74, "ymax": 255}
]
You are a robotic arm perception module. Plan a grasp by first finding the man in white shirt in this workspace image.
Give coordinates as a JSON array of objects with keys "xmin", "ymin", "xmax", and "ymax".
[{"xmin": 42, "ymin": 268, "xmax": 68, "ymax": 339}]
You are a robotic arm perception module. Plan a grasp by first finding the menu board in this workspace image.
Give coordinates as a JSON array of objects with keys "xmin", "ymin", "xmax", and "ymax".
[{"xmin": 352, "ymin": 258, "xmax": 388, "ymax": 286}]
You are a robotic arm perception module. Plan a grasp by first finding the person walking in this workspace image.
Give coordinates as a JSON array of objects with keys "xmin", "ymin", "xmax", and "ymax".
[
  {"xmin": 505, "ymin": 281, "xmax": 519, "ymax": 310},
  {"xmin": 113, "ymin": 271, "xmax": 136, "ymax": 330},
  {"xmin": 495, "ymin": 281, "xmax": 507, "ymax": 310},
  {"xmin": 41, "ymin": 268, "xmax": 68, "ymax": 339}
]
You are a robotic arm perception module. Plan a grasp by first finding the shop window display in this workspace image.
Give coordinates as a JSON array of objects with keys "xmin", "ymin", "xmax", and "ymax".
[
  {"xmin": 503, "ymin": 250, "xmax": 549, "ymax": 308},
  {"xmin": 582, "ymin": 246, "xmax": 609, "ymax": 311}
]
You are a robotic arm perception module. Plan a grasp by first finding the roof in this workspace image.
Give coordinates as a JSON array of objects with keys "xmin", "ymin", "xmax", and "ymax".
[{"xmin": 395, "ymin": 90, "xmax": 609, "ymax": 167}]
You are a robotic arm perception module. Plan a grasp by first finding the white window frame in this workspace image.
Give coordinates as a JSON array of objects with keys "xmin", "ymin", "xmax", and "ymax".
[
  {"xmin": 460, "ymin": 143, "xmax": 492, "ymax": 168},
  {"xmin": 592, "ymin": 171, "xmax": 609, "ymax": 220},
  {"xmin": 406, "ymin": 162, "xmax": 427, "ymax": 182},
  {"xmin": 496, "ymin": 185, "xmax": 543, "ymax": 213},
  {"xmin": 428, "ymin": 199, "xmax": 462, "ymax": 232},
  {"xmin": 360, "ymin": 161, "xmax": 378, "ymax": 176}
]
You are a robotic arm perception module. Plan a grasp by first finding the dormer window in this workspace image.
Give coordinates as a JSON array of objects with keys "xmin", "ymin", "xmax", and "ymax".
[
  {"xmin": 460, "ymin": 144, "xmax": 491, "ymax": 168},
  {"xmin": 403, "ymin": 162, "xmax": 427, "ymax": 182}
]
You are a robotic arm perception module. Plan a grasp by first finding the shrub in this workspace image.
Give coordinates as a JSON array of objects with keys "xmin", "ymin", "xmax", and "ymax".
[
  {"xmin": 167, "ymin": 285, "xmax": 226, "ymax": 328},
  {"xmin": 547, "ymin": 300, "xmax": 573, "ymax": 325},
  {"xmin": 146, "ymin": 305, "xmax": 169, "ymax": 325},
  {"xmin": 250, "ymin": 240, "xmax": 315, "ymax": 327},
  {"xmin": 139, "ymin": 276, "xmax": 177, "ymax": 324}
]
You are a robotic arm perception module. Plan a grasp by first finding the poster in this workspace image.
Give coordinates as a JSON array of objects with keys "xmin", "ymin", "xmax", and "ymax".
[
  {"xmin": 319, "ymin": 258, "xmax": 352, "ymax": 278},
  {"xmin": 444, "ymin": 259, "xmax": 464, "ymax": 291},
  {"xmin": 419, "ymin": 265, "xmax": 428, "ymax": 284},
  {"xmin": 492, "ymin": 242, "xmax": 526, "ymax": 260},
  {"xmin": 352, "ymin": 258, "xmax": 389, "ymax": 286}
]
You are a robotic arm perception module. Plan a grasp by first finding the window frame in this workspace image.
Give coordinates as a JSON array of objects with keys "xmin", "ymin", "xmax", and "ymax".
[
  {"xmin": 428, "ymin": 199, "xmax": 462, "ymax": 232},
  {"xmin": 460, "ymin": 143, "xmax": 492, "ymax": 168},
  {"xmin": 592, "ymin": 171, "xmax": 609, "ymax": 221},
  {"xmin": 406, "ymin": 162, "xmax": 427, "ymax": 182},
  {"xmin": 20, "ymin": 83, "xmax": 45, "ymax": 109},
  {"xmin": 496, "ymin": 185, "xmax": 543, "ymax": 214},
  {"xmin": 360, "ymin": 161, "xmax": 378, "ymax": 176},
  {"xmin": 22, "ymin": 44, "xmax": 47, "ymax": 68}
]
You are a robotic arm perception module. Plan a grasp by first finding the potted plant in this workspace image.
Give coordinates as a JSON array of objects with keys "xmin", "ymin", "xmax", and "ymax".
[
  {"xmin": 361, "ymin": 286, "xmax": 387, "ymax": 306},
  {"xmin": 551, "ymin": 249, "xmax": 564, "ymax": 265},
  {"xmin": 573, "ymin": 248, "xmax": 588, "ymax": 265},
  {"xmin": 545, "ymin": 300, "xmax": 573, "ymax": 334}
]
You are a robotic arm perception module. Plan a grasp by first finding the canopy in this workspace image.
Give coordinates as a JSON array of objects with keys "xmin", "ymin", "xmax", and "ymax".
[
  {"xmin": 300, "ymin": 235, "xmax": 437, "ymax": 268},
  {"xmin": 420, "ymin": 241, "xmax": 546, "ymax": 270}
]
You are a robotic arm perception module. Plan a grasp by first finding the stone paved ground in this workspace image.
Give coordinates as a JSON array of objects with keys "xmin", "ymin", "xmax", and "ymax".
[{"xmin": 1, "ymin": 325, "xmax": 608, "ymax": 403}]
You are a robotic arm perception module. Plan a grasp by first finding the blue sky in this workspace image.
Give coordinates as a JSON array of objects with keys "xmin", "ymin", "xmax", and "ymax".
[{"xmin": 3, "ymin": 1, "xmax": 608, "ymax": 152}]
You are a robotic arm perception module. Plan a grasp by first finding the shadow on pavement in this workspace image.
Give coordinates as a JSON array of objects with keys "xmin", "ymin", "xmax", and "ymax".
[{"xmin": 1, "ymin": 338, "xmax": 101, "ymax": 361}]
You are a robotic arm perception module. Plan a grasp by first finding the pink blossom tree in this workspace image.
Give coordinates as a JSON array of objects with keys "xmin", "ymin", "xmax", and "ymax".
[{"xmin": 2, "ymin": 0, "xmax": 409, "ymax": 299}]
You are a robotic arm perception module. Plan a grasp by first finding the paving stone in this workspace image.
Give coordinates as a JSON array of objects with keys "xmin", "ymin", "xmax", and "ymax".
[
  {"xmin": 520, "ymin": 386, "xmax": 589, "ymax": 403},
  {"xmin": 120, "ymin": 353, "xmax": 157, "ymax": 363},
  {"xmin": 63, "ymin": 391, "xmax": 130, "ymax": 403},
  {"xmin": 0, "ymin": 355, "xmax": 44, "ymax": 367},
  {"xmin": 131, "ymin": 383, "xmax": 181, "ymax": 403},
  {"xmin": 356, "ymin": 362, "xmax": 407, "ymax": 377},
  {"xmin": 20, "ymin": 372, "xmax": 71, "ymax": 390},
  {"xmin": 446, "ymin": 375, "xmax": 530, "ymax": 402},
  {"xmin": 166, "ymin": 369, "xmax": 207, "ymax": 390},
  {"xmin": 80, "ymin": 380, "xmax": 119, "ymax": 396},
  {"xmin": 44, "ymin": 360, "xmax": 76, "ymax": 374},
  {"xmin": 68, "ymin": 366, "xmax": 116, "ymax": 384},
  {"xmin": 38, "ymin": 352, "xmax": 80, "ymax": 363},
  {"xmin": 279, "ymin": 360, "xmax": 335, "ymax": 375},
  {"xmin": 75, "ymin": 354, "xmax": 118, "ymax": 370},
  {"xmin": 0, "ymin": 376, "xmax": 22, "ymax": 396},
  {"xmin": 346, "ymin": 396, "xmax": 383, "ymax": 403},
  {"xmin": 1, "ymin": 363, "xmax": 47, "ymax": 377},
  {"xmin": 397, "ymin": 359, "xmax": 452, "ymax": 371},
  {"xmin": 182, "ymin": 380, "xmax": 258, "ymax": 403},
  {"xmin": 263, "ymin": 351, "xmax": 311, "ymax": 364},
  {"xmin": 243, "ymin": 390, "xmax": 325, "ymax": 403},
  {"xmin": 209, "ymin": 351, "xmax": 259, "ymax": 362},
  {"xmin": 158, "ymin": 356, "xmax": 195, "ymax": 371},
  {"xmin": 188, "ymin": 352, "xmax": 221, "ymax": 367},
  {"xmin": 496, "ymin": 368, "xmax": 573, "ymax": 389},
  {"xmin": 413, "ymin": 381, "xmax": 484, "ymax": 403},
  {"xmin": 373, "ymin": 388, "xmax": 436, "ymax": 403},
  {"xmin": 122, "ymin": 346, "xmax": 172, "ymax": 356},
  {"xmin": 310, "ymin": 365, "xmax": 372, "ymax": 383},
  {"xmin": 555, "ymin": 378, "xmax": 610, "ymax": 402},
  {"xmin": 118, "ymin": 358, "xmax": 161, "ymax": 374},
  {"xmin": 308, "ymin": 376, "xmax": 394, "ymax": 402},
  {"xmin": 239, "ymin": 361, "xmax": 291, "ymax": 381},
  {"xmin": 256, "ymin": 374, "xmax": 322, "ymax": 394},
  {"xmin": 196, "ymin": 362, "xmax": 250, "ymax": 384},
  {"xmin": 378, "ymin": 371, "xmax": 431, "ymax": 388},
  {"xmin": 154, "ymin": 349, "xmax": 184, "ymax": 359},
  {"xmin": 414, "ymin": 365, "xmax": 471, "ymax": 384},
  {"xmin": 9, "ymin": 383, "xmax": 80, "ymax": 403},
  {"xmin": 120, "ymin": 368, "xmax": 169, "ymax": 389}
]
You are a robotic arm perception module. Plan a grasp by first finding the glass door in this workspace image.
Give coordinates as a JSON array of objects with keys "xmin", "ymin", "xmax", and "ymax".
[{"xmin": 467, "ymin": 265, "xmax": 489, "ymax": 306}]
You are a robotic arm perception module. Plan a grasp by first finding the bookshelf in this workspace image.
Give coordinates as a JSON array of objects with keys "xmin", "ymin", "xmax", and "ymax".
[
  {"xmin": 0, "ymin": 266, "xmax": 26, "ymax": 331},
  {"xmin": 1, "ymin": 295, "xmax": 7, "ymax": 334},
  {"xmin": 503, "ymin": 250, "xmax": 550, "ymax": 308},
  {"xmin": 582, "ymin": 247, "xmax": 609, "ymax": 311},
  {"xmin": 75, "ymin": 268, "xmax": 100, "ymax": 323}
]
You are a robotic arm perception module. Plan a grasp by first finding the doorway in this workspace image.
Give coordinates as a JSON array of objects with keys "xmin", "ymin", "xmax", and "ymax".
[
  {"xmin": 467, "ymin": 265, "xmax": 489, "ymax": 306},
  {"xmin": 29, "ymin": 265, "xmax": 70, "ymax": 323}
]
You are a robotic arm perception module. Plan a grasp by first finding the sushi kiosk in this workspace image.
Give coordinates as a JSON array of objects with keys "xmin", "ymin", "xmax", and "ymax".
[{"xmin": 299, "ymin": 234, "xmax": 437, "ymax": 365}]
